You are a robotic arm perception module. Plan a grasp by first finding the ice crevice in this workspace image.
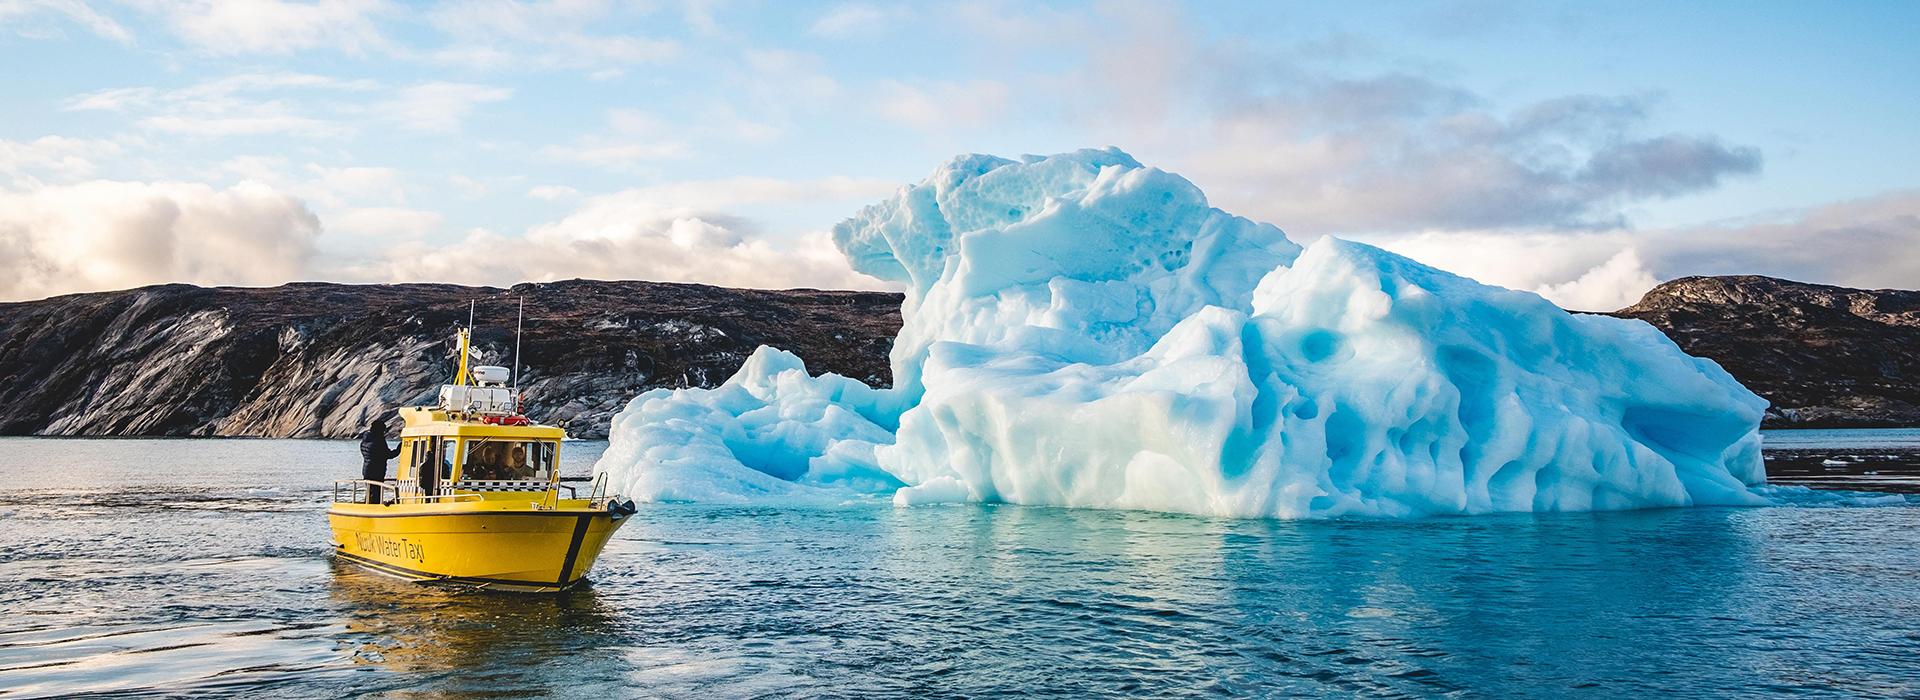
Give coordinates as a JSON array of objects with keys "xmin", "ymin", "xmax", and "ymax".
[{"xmin": 595, "ymin": 148, "xmax": 1770, "ymax": 518}]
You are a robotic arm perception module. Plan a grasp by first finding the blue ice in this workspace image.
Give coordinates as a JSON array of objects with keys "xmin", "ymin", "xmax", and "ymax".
[{"xmin": 597, "ymin": 148, "xmax": 1768, "ymax": 518}]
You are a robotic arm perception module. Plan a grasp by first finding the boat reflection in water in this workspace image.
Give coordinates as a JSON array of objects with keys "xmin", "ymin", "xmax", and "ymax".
[{"xmin": 326, "ymin": 560, "xmax": 632, "ymax": 694}]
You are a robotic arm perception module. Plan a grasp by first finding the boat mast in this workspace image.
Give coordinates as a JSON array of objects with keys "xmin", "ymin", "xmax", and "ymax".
[
  {"xmin": 457, "ymin": 300, "xmax": 475, "ymax": 387},
  {"xmin": 513, "ymin": 296, "xmax": 524, "ymax": 391}
]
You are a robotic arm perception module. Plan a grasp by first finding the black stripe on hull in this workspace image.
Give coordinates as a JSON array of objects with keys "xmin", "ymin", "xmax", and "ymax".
[
  {"xmin": 556, "ymin": 515, "xmax": 592, "ymax": 586},
  {"xmin": 333, "ymin": 549, "xmax": 586, "ymax": 592}
]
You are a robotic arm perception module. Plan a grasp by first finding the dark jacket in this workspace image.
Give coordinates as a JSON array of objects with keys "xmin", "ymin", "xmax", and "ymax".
[{"xmin": 359, "ymin": 423, "xmax": 402, "ymax": 481}]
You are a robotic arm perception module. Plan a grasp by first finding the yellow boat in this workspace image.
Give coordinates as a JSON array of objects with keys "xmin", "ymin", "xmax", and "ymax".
[{"xmin": 327, "ymin": 325, "xmax": 635, "ymax": 593}]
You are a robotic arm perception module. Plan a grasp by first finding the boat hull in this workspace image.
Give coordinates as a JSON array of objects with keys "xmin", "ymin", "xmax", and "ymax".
[{"xmin": 327, "ymin": 504, "xmax": 627, "ymax": 592}]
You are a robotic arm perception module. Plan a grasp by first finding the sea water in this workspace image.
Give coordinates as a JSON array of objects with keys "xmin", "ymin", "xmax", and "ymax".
[
  {"xmin": 1, "ymin": 438, "xmax": 1916, "ymax": 698},
  {"xmin": 1761, "ymin": 427, "xmax": 1920, "ymax": 451}
]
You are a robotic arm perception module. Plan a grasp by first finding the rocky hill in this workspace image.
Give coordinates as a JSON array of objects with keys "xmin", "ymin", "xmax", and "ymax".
[
  {"xmin": 2, "ymin": 274, "xmax": 1913, "ymax": 438},
  {"xmin": 1610, "ymin": 275, "xmax": 1920, "ymax": 427},
  {"xmin": 0, "ymin": 280, "xmax": 902, "ymax": 439}
]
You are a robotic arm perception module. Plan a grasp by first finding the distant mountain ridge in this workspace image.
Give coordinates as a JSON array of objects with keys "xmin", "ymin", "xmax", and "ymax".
[
  {"xmin": 0, "ymin": 280, "xmax": 901, "ymax": 439},
  {"xmin": 1609, "ymin": 275, "xmax": 1920, "ymax": 427},
  {"xmin": 0, "ymin": 274, "xmax": 1912, "ymax": 438}
]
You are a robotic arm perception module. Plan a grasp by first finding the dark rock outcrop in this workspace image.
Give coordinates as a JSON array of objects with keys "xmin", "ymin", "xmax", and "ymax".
[
  {"xmin": 0, "ymin": 280, "xmax": 902, "ymax": 438},
  {"xmin": 1610, "ymin": 275, "xmax": 1920, "ymax": 428}
]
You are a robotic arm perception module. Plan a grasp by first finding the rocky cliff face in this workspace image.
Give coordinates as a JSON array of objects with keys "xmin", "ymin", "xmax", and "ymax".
[
  {"xmin": 1610, "ymin": 275, "xmax": 1920, "ymax": 427},
  {"xmin": 0, "ymin": 280, "xmax": 902, "ymax": 439}
]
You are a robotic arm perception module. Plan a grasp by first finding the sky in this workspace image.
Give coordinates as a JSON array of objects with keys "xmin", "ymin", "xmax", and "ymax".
[{"xmin": 1, "ymin": 0, "xmax": 1916, "ymax": 309}]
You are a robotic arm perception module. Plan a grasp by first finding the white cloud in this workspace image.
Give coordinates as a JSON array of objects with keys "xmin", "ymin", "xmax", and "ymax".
[
  {"xmin": 0, "ymin": 0, "xmax": 131, "ymax": 42},
  {"xmin": 72, "ymin": 74, "xmax": 504, "ymax": 137},
  {"xmin": 71, "ymin": 72, "xmax": 378, "ymax": 138},
  {"xmin": 874, "ymin": 79, "xmax": 1010, "ymax": 132},
  {"xmin": 0, "ymin": 136, "xmax": 123, "ymax": 180},
  {"xmin": 1638, "ymin": 189, "xmax": 1920, "ymax": 292},
  {"xmin": 140, "ymin": 112, "xmax": 344, "ymax": 137},
  {"xmin": 304, "ymin": 163, "xmax": 405, "ymax": 205},
  {"xmin": 338, "ymin": 175, "xmax": 907, "ymax": 291},
  {"xmin": 696, "ymin": 102, "xmax": 782, "ymax": 144},
  {"xmin": 1368, "ymin": 230, "xmax": 1642, "ymax": 296},
  {"xmin": 605, "ymin": 108, "xmax": 666, "ymax": 135},
  {"xmin": 939, "ymin": 3, "xmax": 1761, "ymax": 238},
  {"xmin": 946, "ymin": 0, "xmax": 1086, "ymax": 45},
  {"xmin": 374, "ymin": 82, "xmax": 513, "ymax": 132},
  {"xmin": 1368, "ymin": 187, "xmax": 1920, "ymax": 309},
  {"xmin": 153, "ymin": 0, "xmax": 395, "ymax": 55},
  {"xmin": 6, "ymin": 1, "xmax": 397, "ymax": 53},
  {"xmin": 556, "ymin": 32, "xmax": 678, "ymax": 63},
  {"xmin": 605, "ymin": 175, "xmax": 900, "ymax": 210},
  {"xmin": 426, "ymin": 0, "xmax": 679, "ymax": 70},
  {"xmin": 527, "ymin": 184, "xmax": 580, "ymax": 200},
  {"xmin": 1532, "ymin": 248, "xmax": 1660, "ymax": 311},
  {"xmin": 742, "ymin": 49, "xmax": 839, "ymax": 108},
  {"xmin": 446, "ymin": 172, "xmax": 525, "ymax": 200},
  {"xmin": 0, "ymin": 168, "xmax": 903, "ymax": 301},
  {"xmin": 212, "ymin": 157, "xmax": 413, "ymax": 210},
  {"xmin": 540, "ymin": 137, "xmax": 691, "ymax": 171},
  {"xmin": 809, "ymin": 3, "xmax": 907, "ymax": 39},
  {"xmin": 169, "ymin": 71, "xmax": 380, "ymax": 96},
  {"xmin": 1172, "ymin": 88, "xmax": 1759, "ymax": 237},
  {"xmin": 540, "ymin": 108, "xmax": 692, "ymax": 170},
  {"xmin": 1369, "ymin": 229, "xmax": 1660, "ymax": 309},
  {"xmin": 0, "ymin": 179, "xmax": 320, "ymax": 301},
  {"xmin": 63, "ymin": 86, "xmax": 155, "ymax": 111},
  {"xmin": 346, "ymin": 211, "xmax": 886, "ymax": 291},
  {"xmin": 680, "ymin": 0, "xmax": 719, "ymax": 36},
  {"xmin": 217, "ymin": 154, "xmax": 290, "ymax": 181},
  {"xmin": 328, "ymin": 206, "xmax": 443, "ymax": 239}
]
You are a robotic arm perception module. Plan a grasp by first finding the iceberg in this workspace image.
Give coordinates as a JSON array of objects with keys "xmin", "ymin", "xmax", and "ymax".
[{"xmin": 597, "ymin": 148, "xmax": 1769, "ymax": 517}]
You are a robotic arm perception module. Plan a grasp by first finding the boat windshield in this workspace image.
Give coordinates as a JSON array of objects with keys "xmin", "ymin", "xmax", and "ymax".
[{"xmin": 460, "ymin": 439, "xmax": 556, "ymax": 481}]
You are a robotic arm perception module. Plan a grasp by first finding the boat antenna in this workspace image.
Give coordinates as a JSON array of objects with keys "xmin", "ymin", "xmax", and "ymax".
[{"xmin": 513, "ymin": 296, "xmax": 524, "ymax": 390}]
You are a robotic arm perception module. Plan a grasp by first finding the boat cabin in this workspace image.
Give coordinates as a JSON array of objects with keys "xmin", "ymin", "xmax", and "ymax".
[
  {"xmin": 393, "ymin": 407, "xmax": 567, "ymax": 502},
  {"xmin": 338, "ymin": 326, "xmax": 599, "ymax": 508}
]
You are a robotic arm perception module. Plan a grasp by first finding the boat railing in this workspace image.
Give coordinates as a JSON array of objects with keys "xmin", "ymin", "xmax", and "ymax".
[
  {"xmin": 586, "ymin": 472, "xmax": 611, "ymax": 508},
  {"xmin": 332, "ymin": 479, "xmax": 481, "ymax": 505},
  {"xmin": 333, "ymin": 475, "xmax": 616, "ymax": 509},
  {"xmin": 556, "ymin": 474, "xmax": 605, "ymax": 502},
  {"xmin": 520, "ymin": 473, "xmax": 607, "ymax": 510},
  {"xmin": 332, "ymin": 479, "xmax": 390, "ymax": 505}
]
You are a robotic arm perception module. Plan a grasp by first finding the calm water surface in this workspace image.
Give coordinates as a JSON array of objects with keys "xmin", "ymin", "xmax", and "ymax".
[
  {"xmin": 1761, "ymin": 428, "xmax": 1920, "ymax": 493},
  {"xmin": 1761, "ymin": 427, "xmax": 1920, "ymax": 451},
  {"xmin": 1, "ymin": 438, "xmax": 1917, "ymax": 698}
]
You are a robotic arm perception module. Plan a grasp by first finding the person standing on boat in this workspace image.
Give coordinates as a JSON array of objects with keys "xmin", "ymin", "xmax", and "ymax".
[{"xmin": 359, "ymin": 417, "xmax": 402, "ymax": 504}]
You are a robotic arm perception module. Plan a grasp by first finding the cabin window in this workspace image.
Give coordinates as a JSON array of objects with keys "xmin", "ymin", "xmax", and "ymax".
[
  {"xmin": 406, "ymin": 438, "xmax": 431, "ymax": 479},
  {"xmin": 459, "ymin": 439, "xmax": 556, "ymax": 481},
  {"xmin": 420, "ymin": 437, "xmax": 453, "ymax": 495}
]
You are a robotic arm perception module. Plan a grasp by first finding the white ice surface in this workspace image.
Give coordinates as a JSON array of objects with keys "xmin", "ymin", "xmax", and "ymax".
[{"xmin": 597, "ymin": 148, "xmax": 1770, "ymax": 517}]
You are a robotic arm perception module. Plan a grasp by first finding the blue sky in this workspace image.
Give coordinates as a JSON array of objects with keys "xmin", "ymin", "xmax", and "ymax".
[{"xmin": 2, "ymin": 0, "xmax": 1916, "ymax": 308}]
